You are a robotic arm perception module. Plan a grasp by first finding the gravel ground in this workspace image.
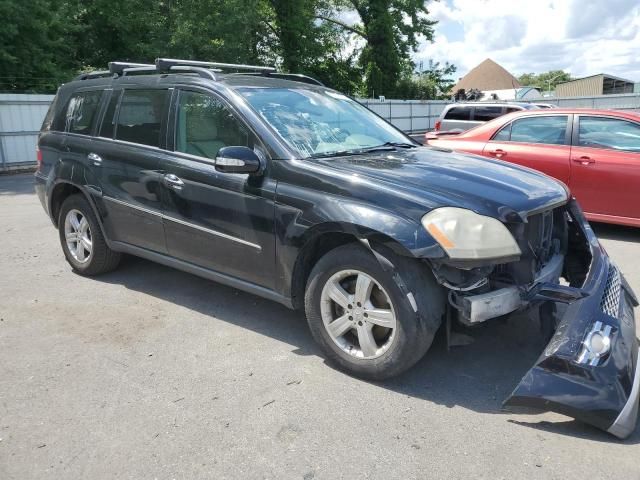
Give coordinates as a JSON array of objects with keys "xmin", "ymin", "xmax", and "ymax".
[{"xmin": 1, "ymin": 173, "xmax": 639, "ymax": 480}]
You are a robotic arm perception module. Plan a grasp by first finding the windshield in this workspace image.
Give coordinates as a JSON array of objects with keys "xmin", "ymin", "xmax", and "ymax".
[{"xmin": 237, "ymin": 87, "xmax": 412, "ymax": 157}]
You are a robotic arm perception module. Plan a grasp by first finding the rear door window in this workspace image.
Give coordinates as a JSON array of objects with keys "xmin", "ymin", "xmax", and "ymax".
[
  {"xmin": 578, "ymin": 116, "xmax": 640, "ymax": 152},
  {"xmin": 64, "ymin": 91, "xmax": 103, "ymax": 135},
  {"xmin": 473, "ymin": 106, "xmax": 503, "ymax": 122},
  {"xmin": 497, "ymin": 116, "xmax": 568, "ymax": 145},
  {"xmin": 444, "ymin": 107, "xmax": 471, "ymax": 121},
  {"xmin": 114, "ymin": 89, "xmax": 170, "ymax": 147}
]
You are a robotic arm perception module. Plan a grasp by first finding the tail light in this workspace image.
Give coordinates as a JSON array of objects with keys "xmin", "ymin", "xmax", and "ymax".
[
  {"xmin": 36, "ymin": 148, "xmax": 43, "ymax": 171},
  {"xmin": 434, "ymin": 120, "xmax": 441, "ymax": 131}
]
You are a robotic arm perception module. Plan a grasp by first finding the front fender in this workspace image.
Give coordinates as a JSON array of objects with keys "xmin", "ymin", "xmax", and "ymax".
[
  {"xmin": 277, "ymin": 187, "xmax": 446, "ymax": 258},
  {"xmin": 274, "ymin": 185, "xmax": 447, "ymax": 300}
]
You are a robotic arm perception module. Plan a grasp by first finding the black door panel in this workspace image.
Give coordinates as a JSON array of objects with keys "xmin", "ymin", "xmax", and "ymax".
[
  {"xmin": 89, "ymin": 138, "xmax": 167, "ymax": 253},
  {"xmin": 160, "ymin": 154, "xmax": 276, "ymax": 288}
]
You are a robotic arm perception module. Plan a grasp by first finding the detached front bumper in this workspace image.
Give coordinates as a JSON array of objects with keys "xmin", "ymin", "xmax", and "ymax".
[{"xmin": 504, "ymin": 204, "xmax": 639, "ymax": 439}]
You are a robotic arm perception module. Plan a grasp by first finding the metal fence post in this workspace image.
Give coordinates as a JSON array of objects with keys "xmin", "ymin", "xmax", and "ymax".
[
  {"xmin": 0, "ymin": 103, "xmax": 5, "ymax": 170},
  {"xmin": 0, "ymin": 137, "xmax": 6, "ymax": 171},
  {"xmin": 409, "ymin": 102, "xmax": 413, "ymax": 133}
]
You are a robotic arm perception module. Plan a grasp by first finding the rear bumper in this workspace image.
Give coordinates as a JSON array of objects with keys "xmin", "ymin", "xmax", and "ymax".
[
  {"xmin": 34, "ymin": 172, "xmax": 49, "ymax": 217},
  {"xmin": 504, "ymin": 202, "xmax": 639, "ymax": 439}
]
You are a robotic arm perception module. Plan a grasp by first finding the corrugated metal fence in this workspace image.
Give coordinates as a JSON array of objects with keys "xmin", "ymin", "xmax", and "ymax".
[
  {"xmin": 523, "ymin": 92, "xmax": 640, "ymax": 111},
  {"xmin": 357, "ymin": 99, "xmax": 450, "ymax": 133},
  {"xmin": 0, "ymin": 94, "xmax": 54, "ymax": 171},
  {"xmin": 1, "ymin": 93, "xmax": 639, "ymax": 172}
]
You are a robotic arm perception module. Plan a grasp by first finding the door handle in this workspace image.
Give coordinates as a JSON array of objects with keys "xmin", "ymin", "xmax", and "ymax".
[
  {"xmin": 87, "ymin": 152, "xmax": 102, "ymax": 166},
  {"xmin": 489, "ymin": 149, "xmax": 507, "ymax": 158},
  {"xmin": 163, "ymin": 173, "xmax": 184, "ymax": 190},
  {"xmin": 572, "ymin": 155, "xmax": 595, "ymax": 166}
]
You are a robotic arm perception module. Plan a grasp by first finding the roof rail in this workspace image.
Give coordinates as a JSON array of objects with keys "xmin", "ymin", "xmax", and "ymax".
[
  {"xmin": 166, "ymin": 65, "xmax": 218, "ymax": 81},
  {"xmin": 235, "ymin": 72, "xmax": 324, "ymax": 87},
  {"xmin": 74, "ymin": 70, "xmax": 113, "ymax": 81},
  {"xmin": 75, "ymin": 58, "xmax": 323, "ymax": 87},
  {"xmin": 156, "ymin": 58, "xmax": 276, "ymax": 74},
  {"xmin": 109, "ymin": 61, "xmax": 155, "ymax": 76},
  {"xmin": 121, "ymin": 66, "xmax": 158, "ymax": 76}
]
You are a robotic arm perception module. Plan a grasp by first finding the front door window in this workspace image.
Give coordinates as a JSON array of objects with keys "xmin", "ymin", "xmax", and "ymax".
[{"xmin": 175, "ymin": 91, "xmax": 249, "ymax": 160}]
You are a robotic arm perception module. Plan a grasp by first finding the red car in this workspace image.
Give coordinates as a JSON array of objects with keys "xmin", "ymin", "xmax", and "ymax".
[{"xmin": 426, "ymin": 109, "xmax": 640, "ymax": 227}]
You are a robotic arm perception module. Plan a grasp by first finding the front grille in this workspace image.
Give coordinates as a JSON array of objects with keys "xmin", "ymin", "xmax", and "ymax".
[
  {"xmin": 601, "ymin": 266, "xmax": 622, "ymax": 317},
  {"xmin": 526, "ymin": 208, "xmax": 557, "ymax": 269}
]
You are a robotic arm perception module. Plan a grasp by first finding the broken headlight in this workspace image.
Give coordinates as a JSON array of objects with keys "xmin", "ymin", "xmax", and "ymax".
[{"xmin": 422, "ymin": 207, "xmax": 521, "ymax": 260}]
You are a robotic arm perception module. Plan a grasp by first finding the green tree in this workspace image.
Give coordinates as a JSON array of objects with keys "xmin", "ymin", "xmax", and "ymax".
[
  {"xmin": 65, "ymin": 0, "xmax": 168, "ymax": 70},
  {"xmin": 320, "ymin": 0, "xmax": 437, "ymax": 97},
  {"xmin": 166, "ymin": 0, "xmax": 275, "ymax": 65},
  {"xmin": 269, "ymin": 0, "xmax": 317, "ymax": 72},
  {"xmin": 394, "ymin": 62, "xmax": 456, "ymax": 100},
  {"xmin": 0, "ymin": 0, "xmax": 75, "ymax": 92},
  {"xmin": 267, "ymin": 0, "xmax": 362, "ymax": 93},
  {"xmin": 2, "ymin": 0, "xmax": 445, "ymax": 96},
  {"xmin": 517, "ymin": 70, "xmax": 572, "ymax": 91}
]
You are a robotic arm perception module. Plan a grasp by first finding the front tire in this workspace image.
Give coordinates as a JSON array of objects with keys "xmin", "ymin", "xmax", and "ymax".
[
  {"xmin": 58, "ymin": 194, "xmax": 121, "ymax": 276},
  {"xmin": 304, "ymin": 243, "xmax": 445, "ymax": 380}
]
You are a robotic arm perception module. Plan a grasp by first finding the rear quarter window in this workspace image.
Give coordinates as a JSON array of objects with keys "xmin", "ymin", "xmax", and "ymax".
[
  {"xmin": 473, "ymin": 106, "xmax": 504, "ymax": 122},
  {"xmin": 444, "ymin": 106, "xmax": 471, "ymax": 121},
  {"xmin": 41, "ymin": 91, "xmax": 61, "ymax": 132},
  {"xmin": 64, "ymin": 90, "xmax": 104, "ymax": 135}
]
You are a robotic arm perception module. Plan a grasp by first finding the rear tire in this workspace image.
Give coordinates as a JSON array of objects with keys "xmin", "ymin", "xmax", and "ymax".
[
  {"xmin": 58, "ymin": 194, "xmax": 121, "ymax": 276},
  {"xmin": 304, "ymin": 243, "xmax": 445, "ymax": 380}
]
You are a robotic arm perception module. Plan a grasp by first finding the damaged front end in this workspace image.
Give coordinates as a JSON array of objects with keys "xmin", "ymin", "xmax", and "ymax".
[{"xmin": 429, "ymin": 200, "xmax": 639, "ymax": 438}]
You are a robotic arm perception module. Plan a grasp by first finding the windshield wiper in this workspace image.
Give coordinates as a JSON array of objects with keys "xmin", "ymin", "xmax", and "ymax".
[
  {"xmin": 310, "ymin": 149, "xmax": 367, "ymax": 158},
  {"xmin": 362, "ymin": 141, "xmax": 418, "ymax": 153},
  {"xmin": 310, "ymin": 141, "xmax": 418, "ymax": 158}
]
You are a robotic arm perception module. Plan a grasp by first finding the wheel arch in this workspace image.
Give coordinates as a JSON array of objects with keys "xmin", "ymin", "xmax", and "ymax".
[
  {"xmin": 50, "ymin": 182, "xmax": 83, "ymax": 227},
  {"xmin": 49, "ymin": 181, "xmax": 108, "ymax": 243},
  {"xmin": 289, "ymin": 222, "xmax": 424, "ymax": 310}
]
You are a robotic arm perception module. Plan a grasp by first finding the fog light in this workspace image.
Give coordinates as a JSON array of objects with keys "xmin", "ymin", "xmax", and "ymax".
[
  {"xmin": 577, "ymin": 321, "xmax": 613, "ymax": 366},
  {"xmin": 588, "ymin": 331, "xmax": 610, "ymax": 356}
]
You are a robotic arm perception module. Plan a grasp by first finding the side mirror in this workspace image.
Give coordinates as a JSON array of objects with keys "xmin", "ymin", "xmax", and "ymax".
[{"xmin": 215, "ymin": 146, "xmax": 263, "ymax": 175}]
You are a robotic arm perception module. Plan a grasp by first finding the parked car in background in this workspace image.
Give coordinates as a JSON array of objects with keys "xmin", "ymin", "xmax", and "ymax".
[
  {"xmin": 530, "ymin": 102, "xmax": 558, "ymax": 109},
  {"xmin": 433, "ymin": 102, "xmax": 540, "ymax": 134},
  {"xmin": 426, "ymin": 109, "xmax": 640, "ymax": 227}
]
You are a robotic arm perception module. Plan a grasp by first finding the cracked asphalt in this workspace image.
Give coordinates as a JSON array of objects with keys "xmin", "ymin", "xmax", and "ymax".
[{"xmin": 1, "ymin": 173, "xmax": 639, "ymax": 479}]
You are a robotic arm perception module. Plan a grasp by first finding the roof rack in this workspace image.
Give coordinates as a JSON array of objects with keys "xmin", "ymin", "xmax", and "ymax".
[
  {"xmin": 234, "ymin": 72, "xmax": 324, "ymax": 87},
  {"xmin": 76, "ymin": 58, "xmax": 323, "ymax": 86},
  {"xmin": 108, "ymin": 62, "xmax": 155, "ymax": 76},
  {"xmin": 155, "ymin": 58, "xmax": 276, "ymax": 74},
  {"xmin": 74, "ymin": 70, "xmax": 113, "ymax": 81},
  {"xmin": 121, "ymin": 66, "xmax": 158, "ymax": 76},
  {"xmin": 163, "ymin": 65, "xmax": 218, "ymax": 80}
]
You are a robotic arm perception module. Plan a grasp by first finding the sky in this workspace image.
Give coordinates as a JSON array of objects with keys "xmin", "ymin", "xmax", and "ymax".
[{"xmin": 412, "ymin": 0, "xmax": 640, "ymax": 81}]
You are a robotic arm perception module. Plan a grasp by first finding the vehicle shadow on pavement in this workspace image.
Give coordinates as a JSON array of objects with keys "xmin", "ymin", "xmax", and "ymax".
[
  {"xmin": 95, "ymin": 255, "xmax": 640, "ymax": 444},
  {"xmin": 592, "ymin": 222, "xmax": 640, "ymax": 242},
  {"xmin": 0, "ymin": 173, "xmax": 36, "ymax": 195}
]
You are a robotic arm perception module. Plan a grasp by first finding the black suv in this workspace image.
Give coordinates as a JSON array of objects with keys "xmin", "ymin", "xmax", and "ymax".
[{"xmin": 35, "ymin": 59, "xmax": 638, "ymax": 438}]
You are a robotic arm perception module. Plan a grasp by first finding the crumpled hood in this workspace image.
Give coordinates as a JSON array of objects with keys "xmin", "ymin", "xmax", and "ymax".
[{"xmin": 316, "ymin": 147, "xmax": 569, "ymax": 221}]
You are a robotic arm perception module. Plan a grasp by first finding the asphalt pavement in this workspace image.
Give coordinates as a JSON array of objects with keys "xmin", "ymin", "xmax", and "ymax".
[{"xmin": 1, "ymin": 173, "xmax": 639, "ymax": 479}]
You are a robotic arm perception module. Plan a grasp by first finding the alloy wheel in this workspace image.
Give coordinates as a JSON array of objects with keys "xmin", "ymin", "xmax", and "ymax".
[
  {"xmin": 320, "ymin": 269, "xmax": 397, "ymax": 359},
  {"xmin": 64, "ymin": 209, "xmax": 93, "ymax": 264}
]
